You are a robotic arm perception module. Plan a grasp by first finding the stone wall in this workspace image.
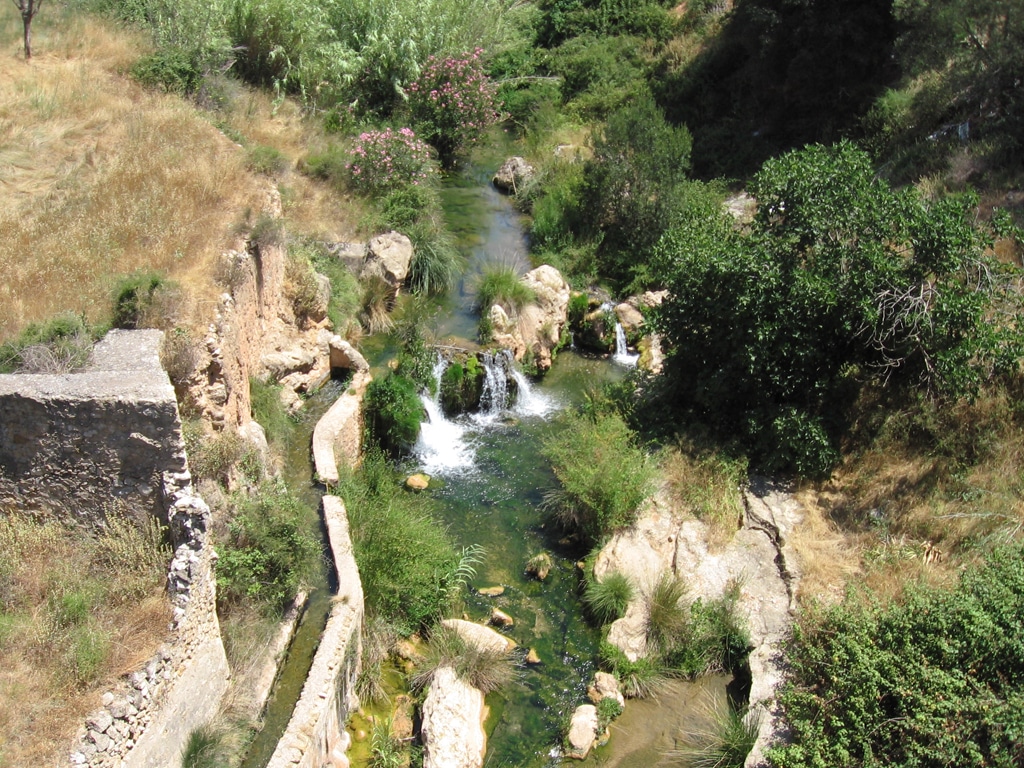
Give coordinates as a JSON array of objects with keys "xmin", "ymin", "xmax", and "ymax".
[
  {"xmin": 267, "ymin": 495, "xmax": 364, "ymax": 768},
  {"xmin": 311, "ymin": 337, "xmax": 371, "ymax": 485},
  {"xmin": 0, "ymin": 328, "xmax": 229, "ymax": 768},
  {"xmin": 0, "ymin": 329, "xmax": 183, "ymax": 520}
]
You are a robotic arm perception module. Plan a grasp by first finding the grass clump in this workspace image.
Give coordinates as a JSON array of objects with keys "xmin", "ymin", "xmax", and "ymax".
[
  {"xmin": 645, "ymin": 573, "xmax": 689, "ymax": 656},
  {"xmin": 599, "ymin": 642, "xmax": 674, "ymax": 699},
  {"xmin": 474, "ymin": 263, "xmax": 535, "ymax": 317},
  {"xmin": 180, "ymin": 724, "xmax": 229, "ymax": 768},
  {"xmin": 337, "ymin": 454, "xmax": 471, "ymax": 634},
  {"xmin": 249, "ymin": 377, "xmax": 296, "ymax": 456},
  {"xmin": 542, "ymin": 410, "xmax": 655, "ymax": 544},
  {"xmin": 583, "ymin": 570, "xmax": 634, "ymax": 624},
  {"xmin": 410, "ymin": 624, "xmax": 516, "ymax": 694},
  {"xmin": 672, "ymin": 702, "xmax": 761, "ymax": 768}
]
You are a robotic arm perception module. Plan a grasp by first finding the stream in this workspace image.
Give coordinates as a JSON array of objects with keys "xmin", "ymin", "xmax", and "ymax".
[{"xmin": 243, "ymin": 147, "xmax": 728, "ymax": 767}]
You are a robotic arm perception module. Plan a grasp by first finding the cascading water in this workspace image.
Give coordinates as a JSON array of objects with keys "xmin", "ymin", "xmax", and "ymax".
[
  {"xmin": 478, "ymin": 349, "xmax": 513, "ymax": 418},
  {"xmin": 612, "ymin": 321, "xmax": 639, "ymax": 367}
]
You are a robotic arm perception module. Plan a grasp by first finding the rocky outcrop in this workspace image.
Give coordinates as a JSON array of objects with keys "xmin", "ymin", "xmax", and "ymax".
[
  {"xmin": 595, "ymin": 480, "xmax": 803, "ymax": 768},
  {"xmin": 492, "ymin": 156, "xmax": 535, "ymax": 194},
  {"xmin": 421, "ymin": 666, "xmax": 487, "ymax": 768},
  {"xmin": 362, "ymin": 231, "xmax": 414, "ymax": 289},
  {"xmin": 488, "ymin": 265, "xmax": 570, "ymax": 373}
]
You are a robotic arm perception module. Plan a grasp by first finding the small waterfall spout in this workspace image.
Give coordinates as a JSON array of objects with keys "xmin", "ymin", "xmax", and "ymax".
[
  {"xmin": 510, "ymin": 368, "xmax": 557, "ymax": 417},
  {"xmin": 612, "ymin": 322, "xmax": 639, "ymax": 367},
  {"xmin": 415, "ymin": 356, "xmax": 475, "ymax": 473},
  {"xmin": 479, "ymin": 349, "xmax": 515, "ymax": 416}
]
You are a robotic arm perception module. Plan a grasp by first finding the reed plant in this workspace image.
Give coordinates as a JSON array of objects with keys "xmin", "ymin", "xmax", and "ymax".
[
  {"xmin": 583, "ymin": 570, "xmax": 634, "ymax": 624},
  {"xmin": 474, "ymin": 263, "xmax": 535, "ymax": 316},
  {"xmin": 410, "ymin": 624, "xmax": 516, "ymax": 694}
]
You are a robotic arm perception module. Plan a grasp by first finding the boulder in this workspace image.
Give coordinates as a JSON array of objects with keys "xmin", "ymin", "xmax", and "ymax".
[
  {"xmin": 613, "ymin": 302, "xmax": 645, "ymax": 337},
  {"xmin": 477, "ymin": 586, "xmax": 505, "ymax": 597},
  {"xmin": 362, "ymin": 231, "xmax": 414, "ymax": 288},
  {"xmin": 493, "ymin": 156, "xmax": 535, "ymax": 193},
  {"xmin": 421, "ymin": 666, "xmax": 487, "ymax": 768},
  {"xmin": 488, "ymin": 265, "xmax": 570, "ymax": 373},
  {"xmin": 260, "ymin": 345, "xmax": 316, "ymax": 379},
  {"xmin": 525, "ymin": 648, "xmax": 541, "ymax": 665},
  {"xmin": 565, "ymin": 704, "xmax": 600, "ymax": 760},
  {"xmin": 406, "ymin": 473, "xmax": 430, "ymax": 491},
  {"xmin": 490, "ymin": 608, "xmax": 515, "ymax": 628},
  {"xmin": 587, "ymin": 671, "xmax": 625, "ymax": 708},
  {"xmin": 442, "ymin": 619, "xmax": 516, "ymax": 654},
  {"xmin": 326, "ymin": 241, "xmax": 369, "ymax": 274}
]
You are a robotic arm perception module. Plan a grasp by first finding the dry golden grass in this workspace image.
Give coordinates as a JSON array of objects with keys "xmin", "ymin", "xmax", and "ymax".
[
  {"xmin": 0, "ymin": 510, "xmax": 171, "ymax": 767},
  {"xmin": 659, "ymin": 442, "xmax": 745, "ymax": 549},
  {"xmin": 0, "ymin": 3, "xmax": 266, "ymax": 342}
]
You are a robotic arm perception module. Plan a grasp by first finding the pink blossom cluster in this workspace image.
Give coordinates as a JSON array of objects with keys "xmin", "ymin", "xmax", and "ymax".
[
  {"xmin": 347, "ymin": 126, "xmax": 437, "ymax": 195},
  {"xmin": 407, "ymin": 48, "xmax": 499, "ymax": 165}
]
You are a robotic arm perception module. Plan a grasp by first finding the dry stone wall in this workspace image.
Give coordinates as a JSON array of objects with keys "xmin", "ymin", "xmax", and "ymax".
[{"xmin": 0, "ymin": 329, "xmax": 229, "ymax": 768}]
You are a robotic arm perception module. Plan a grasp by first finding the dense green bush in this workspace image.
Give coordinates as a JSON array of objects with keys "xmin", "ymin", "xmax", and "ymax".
[
  {"xmin": 363, "ymin": 373, "xmax": 424, "ymax": 457},
  {"xmin": 542, "ymin": 411, "xmax": 655, "ymax": 543},
  {"xmin": 768, "ymin": 545, "xmax": 1024, "ymax": 767},
  {"xmin": 337, "ymin": 455, "xmax": 469, "ymax": 633},
  {"xmin": 439, "ymin": 356, "xmax": 483, "ymax": 415},
  {"xmin": 347, "ymin": 127, "xmax": 438, "ymax": 195},
  {"xmin": 653, "ymin": 142, "xmax": 1024, "ymax": 476},
  {"xmin": 583, "ymin": 569, "xmax": 633, "ymax": 624},
  {"xmin": 216, "ymin": 483, "xmax": 321, "ymax": 612}
]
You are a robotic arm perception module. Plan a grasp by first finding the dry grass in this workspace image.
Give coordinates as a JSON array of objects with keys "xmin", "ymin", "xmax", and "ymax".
[
  {"xmin": 0, "ymin": 3, "xmax": 266, "ymax": 341},
  {"xmin": 659, "ymin": 442, "xmax": 745, "ymax": 548},
  {"xmin": 0, "ymin": 509, "xmax": 171, "ymax": 766}
]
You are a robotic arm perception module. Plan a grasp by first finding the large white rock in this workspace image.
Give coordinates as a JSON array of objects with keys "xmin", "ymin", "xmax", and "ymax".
[
  {"xmin": 441, "ymin": 619, "xmax": 516, "ymax": 654},
  {"xmin": 488, "ymin": 264, "xmax": 570, "ymax": 372},
  {"xmin": 363, "ymin": 231, "xmax": 414, "ymax": 288},
  {"xmin": 565, "ymin": 704, "xmax": 600, "ymax": 760},
  {"xmin": 421, "ymin": 666, "xmax": 487, "ymax": 768}
]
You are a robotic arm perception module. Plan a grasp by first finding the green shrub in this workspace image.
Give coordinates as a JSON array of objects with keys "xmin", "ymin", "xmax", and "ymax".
[
  {"xmin": 596, "ymin": 695, "xmax": 624, "ymax": 731},
  {"xmin": 131, "ymin": 47, "xmax": 206, "ymax": 94},
  {"xmin": 369, "ymin": 718, "xmax": 406, "ymax": 768},
  {"xmin": 285, "ymin": 249, "xmax": 325, "ymax": 320},
  {"xmin": 439, "ymin": 356, "xmax": 484, "ymax": 415},
  {"xmin": 599, "ymin": 642, "xmax": 674, "ymax": 699},
  {"xmin": 583, "ymin": 570, "xmax": 634, "ymax": 624},
  {"xmin": 246, "ymin": 144, "xmax": 289, "ymax": 176},
  {"xmin": 215, "ymin": 483, "xmax": 320, "ymax": 612},
  {"xmin": 364, "ymin": 373, "xmax": 423, "ymax": 458},
  {"xmin": 300, "ymin": 143, "xmax": 349, "ymax": 186},
  {"xmin": 338, "ymin": 455, "xmax": 468, "ymax": 633},
  {"xmin": 542, "ymin": 411, "xmax": 655, "ymax": 544},
  {"xmin": 183, "ymin": 422, "xmax": 252, "ymax": 486},
  {"xmin": 161, "ymin": 327, "xmax": 202, "ymax": 386},
  {"xmin": 0, "ymin": 312, "xmax": 96, "ymax": 373},
  {"xmin": 66, "ymin": 624, "xmax": 111, "ymax": 687},
  {"xmin": 249, "ymin": 377, "xmax": 296, "ymax": 454},
  {"xmin": 347, "ymin": 127, "xmax": 438, "ymax": 195},
  {"xmin": 767, "ymin": 545, "xmax": 1024, "ymax": 768}
]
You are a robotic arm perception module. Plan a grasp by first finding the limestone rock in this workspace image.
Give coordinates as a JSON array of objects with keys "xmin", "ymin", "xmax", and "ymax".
[
  {"xmin": 493, "ymin": 156, "xmax": 535, "ymax": 193},
  {"xmin": 525, "ymin": 552, "xmax": 553, "ymax": 581},
  {"xmin": 363, "ymin": 231, "xmax": 414, "ymax": 288},
  {"xmin": 392, "ymin": 694, "xmax": 415, "ymax": 741},
  {"xmin": 406, "ymin": 473, "xmax": 430, "ymax": 491},
  {"xmin": 488, "ymin": 265, "xmax": 570, "ymax": 373},
  {"xmin": 326, "ymin": 242, "xmax": 368, "ymax": 274},
  {"xmin": 421, "ymin": 666, "xmax": 487, "ymax": 768},
  {"xmin": 525, "ymin": 648, "xmax": 541, "ymax": 665},
  {"xmin": 565, "ymin": 704, "xmax": 600, "ymax": 760},
  {"xmin": 489, "ymin": 608, "xmax": 515, "ymax": 628},
  {"xmin": 613, "ymin": 302, "xmax": 644, "ymax": 337},
  {"xmin": 328, "ymin": 336, "xmax": 370, "ymax": 375},
  {"xmin": 587, "ymin": 671, "xmax": 625, "ymax": 708},
  {"xmin": 442, "ymin": 619, "xmax": 516, "ymax": 654},
  {"xmin": 477, "ymin": 586, "xmax": 505, "ymax": 597}
]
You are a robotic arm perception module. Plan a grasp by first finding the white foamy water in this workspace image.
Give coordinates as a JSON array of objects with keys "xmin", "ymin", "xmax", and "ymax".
[
  {"xmin": 511, "ymin": 368, "xmax": 558, "ymax": 417},
  {"xmin": 612, "ymin": 322, "xmax": 639, "ymax": 367},
  {"xmin": 414, "ymin": 395, "xmax": 477, "ymax": 473}
]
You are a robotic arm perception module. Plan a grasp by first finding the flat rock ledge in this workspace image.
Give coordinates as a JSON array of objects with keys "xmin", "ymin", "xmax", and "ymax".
[
  {"xmin": 595, "ymin": 478, "xmax": 803, "ymax": 768},
  {"xmin": 421, "ymin": 666, "xmax": 487, "ymax": 768}
]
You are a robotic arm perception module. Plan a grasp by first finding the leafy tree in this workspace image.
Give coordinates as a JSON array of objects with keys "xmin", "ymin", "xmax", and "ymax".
[{"xmin": 653, "ymin": 142, "xmax": 1024, "ymax": 475}]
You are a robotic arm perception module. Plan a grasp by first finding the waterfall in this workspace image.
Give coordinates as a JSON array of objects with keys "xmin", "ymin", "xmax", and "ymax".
[
  {"xmin": 612, "ymin": 322, "xmax": 639, "ymax": 367},
  {"xmin": 414, "ymin": 356, "xmax": 475, "ymax": 473},
  {"xmin": 510, "ymin": 368, "xmax": 557, "ymax": 417},
  {"xmin": 478, "ymin": 349, "xmax": 513, "ymax": 417}
]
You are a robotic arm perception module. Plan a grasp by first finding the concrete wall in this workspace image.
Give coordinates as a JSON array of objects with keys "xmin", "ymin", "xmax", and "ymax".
[
  {"xmin": 0, "ymin": 329, "xmax": 183, "ymax": 520},
  {"xmin": 267, "ymin": 495, "xmax": 364, "ymax": 768},
  {"xmin": 311, "ymin": 339, "xmax": 371, "ymax": 485},
  {"xmin": 0, "ymin": 329, "xmax": 229, "ymax": 768}
]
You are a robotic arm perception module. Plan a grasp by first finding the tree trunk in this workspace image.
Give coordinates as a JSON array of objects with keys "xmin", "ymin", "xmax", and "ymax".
[{"xmin": 22, "ymin": 15, "xmax": 32, "ymax": 60}]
